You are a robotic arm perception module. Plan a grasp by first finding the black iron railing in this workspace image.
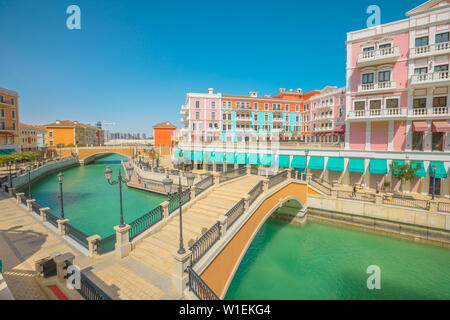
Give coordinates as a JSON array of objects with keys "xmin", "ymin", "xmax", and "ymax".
[
  {"xmin": 65, "ymin": 223, "xmax": 89, "ymax": 248},
  {"xmin": 225, "ymin": 198, "xmax": 245, "ymax": 228},
  {"xmin": 195, "ymin": 174, "xmax": 213, "ymax": 197},
  {"xmin": 65, "ymin": 260, "xmax": 112, "ymax": 300},
  {"xmin": 169, "ymin": 188, "xmax": 191, "ymax": 214},
  {"xmin": 97, "ymin": 233, "xmax": 116, "ymax": 254},
  {"xmin": 187, "ymin": 266, "xmax": 219, "ymax": 300},
  {"xmin": 337, "ymin": 190, "xmax": 376, "ymax": 203},
  {"xmin": 248, "ymin": 181, "xmax": 263, "ymax": 206},
  {"xmin": 31, "ymin": 201, "xmax": 41, "ymax": 216},
  {"xmin": 382, "ymin": 195, "xmax": 429, "ymax": 210},
  {"xmin": 189, "ymin": 221, "xmax": 221, "ymax": 266},
  {"xmin": 129, "ymin": 205, "xmax": 163, "ymax": 241},
  {"xmin": 268, "ymin": 170, "xmax": 288, "ymax": 189},
  {"xmin": 46, "ymin": 210, "xmax": 59, "ymax": 227},
  {"xmin": 20, "ymin": 195, "xmax": 27, "ymax": 206},
  {"xmin": 310, "ymin": 175, "xmax": 332, "ymax": 196},
  {"xmin": 250, "ymin": 166, "xmax": 258, "ymax": 175},
  {"xmin": 219, "ymin": 167, "xmax": 247, "ymax": 184}
]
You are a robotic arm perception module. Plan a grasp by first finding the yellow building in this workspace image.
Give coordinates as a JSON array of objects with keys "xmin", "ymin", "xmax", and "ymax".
[{"xmin": 45, "ymin": 120, "xmax": 104, "ymax": 148}]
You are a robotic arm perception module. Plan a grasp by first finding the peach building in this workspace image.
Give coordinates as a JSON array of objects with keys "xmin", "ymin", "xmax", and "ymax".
[
  {"xmin": 45, "ymin": 120, "xmax": 104, "ymax": 148},
  {"xmin": 0, "ymin": 87, "xmax": 19, "ymax": 154},
  {"xmin": 153, "ymin": 121, "xmax": 177, "ymax": 147}
]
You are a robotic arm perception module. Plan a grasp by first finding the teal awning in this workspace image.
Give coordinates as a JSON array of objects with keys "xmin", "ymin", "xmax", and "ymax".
[
  {"xmin": 291, "ymin": 156, "xmax": 306, "ymax": 170},
  {"xmin": 429, "ymin": 162, "xmax": 447, "ymax": 179},
  {"xmin": 327, "ymin": 157, "xmax": 344, "ymax": 172},
  {"xmin": 277, "ymin": 155, "xmax": 290, "ymax": 168},
  {"xmin": 225, "ymin": 153, "xmax": 236, "ymax": 164},
  {"xmin": 370, "ymin": 159, "xmax": 387, "ymax": 175},
  {"xmin": 213, "ymin": 152, "xmax": 225, "ymax": 163},
  {"xmin": 411, "ymin": 161, "xmax": 426, "ymax": 177},
  {"xmin": 391, "ymin": 160, "xmax": 404, "ymax": 176},
  {"xmin": 348, "ymin": 158, "xmax": 365, "ymax": 173},
  {"xmin": 309, "ymin": 157, "xmax": 324, "ymax": 170},
  {"xmin": 0, "ymin": 149, "xmax": 16, "ymax": 155},
  {"xmin": 193, "ymin": 151, "xmax": 203, "ymax": 161},
  {"xmin": 248, "ymin": 154, "xmax": 259, "ymax": 165},
  {"xmin": 260, "ymin": 154, "xmax": 273, "ymax": 166},
  {"xmin": 236, "ymin": 153, "xmax": 247, "ymax": 165},
  {"xmin": 203, "ymin": 152, "xmax": 214, "ymax": 162},
  {"xmin": 174, "ymin": 149, "xmax": 182, "ymax": 159},
  {"xmin": 189, "ymin": 151, "xmax": 195, "ymax": 161}
]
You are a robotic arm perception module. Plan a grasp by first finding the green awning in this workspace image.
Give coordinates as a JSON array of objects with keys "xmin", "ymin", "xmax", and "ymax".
[
  {"xmin": 277, "ymin": 155, "xmax": 290, "ymax": 168},
  {"xmin": 291, "ymin": 156, "xmax": 306, "ymax": 170},
  {"xmin": 225, "ymin": 153, "xmax": 236, "ymax": 164},
  {"xmin": 309, "ymin": 157, "xmax": 324, "ymax": 170},
  {"xmin": 174, "ymin": 149, "xmax": 182, "ymax": 158},
  {"xmin": 193, "ymin": 151, "xmax": 203, "ymax": 161},
  {"xmin": 203, "ymin": 152, "xmax": 214, "ymax": 162},
  {"xmin": 1, "ymin": 149, "xmax": 16, "ymax": 155},
  {"xmin": 260, "ymin": 154, "xmax": 273, "ymax": 166},
  {"xmin": 429, "ymin": 162, "xmax": 447, "ymax": 179},
  {"xmin": 411, "ymin": 161, "xmax": 426, "ymax": 177},
  {"xmin": 213, "ymin": 152, "xmax": 225, "ymax": 163},
  {"xmin": 236, "ymin": 153, "xmax": 247, "ymax": 165},
  {"xmin": 348, "ymin": 158, "xmax": 365, "ymax": 173},
  {"xmin": 391, "ymin": 160, "xmax": 404, "ymax": 176},
  {"xmin": 189, "ymin": 151, "xmax": 195, "ymax": 161},
  {"xmin": 248, "ymin": 154, "xmax": 259, "ymax": 165},
  {"xmin": 327, "ymin": 157, "xmax": 344, "ymax": 172},
  {"xmin": 370, "ymin": 159, "xmax": 387, "ymax": 175}
]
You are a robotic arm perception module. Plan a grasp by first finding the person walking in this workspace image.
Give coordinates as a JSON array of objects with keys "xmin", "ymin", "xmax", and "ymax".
[
  {"xmin": 376, "ymin": 181, "xmax": 381, "ymax": 194},
  {"xmin": 352, "ymin": 185, "xmax": 357, "ymax": 197}
]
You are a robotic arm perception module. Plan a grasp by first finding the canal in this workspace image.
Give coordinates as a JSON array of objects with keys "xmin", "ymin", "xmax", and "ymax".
[
  {"xmin": 225, "ymin": 219, "xmax": 450, "ymax": 300},
  {"xmin": 26, "ymin": 154, "xmax": 167, "ymax": 238}
]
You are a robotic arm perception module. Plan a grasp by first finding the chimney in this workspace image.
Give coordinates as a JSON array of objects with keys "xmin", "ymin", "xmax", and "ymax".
[
  {"xmin": 208, "ymin": 88, "xmax": 214, "ymax": 94},
  {"xmin": 249, "ymin": 91, "xmax": 258, "ymax": 97},
  {"xmin": 296, "ymin": 88, "xmax": 302, "ymax": 93},
  {"xmin": 56, "ymin": 120, "xmax": 61, "ymax": 124},
  {"xmin": 279, "ymin": 88, "xmax": 285, "ymax": 93}
]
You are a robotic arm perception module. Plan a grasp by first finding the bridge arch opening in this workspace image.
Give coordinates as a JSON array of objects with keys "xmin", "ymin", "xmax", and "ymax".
[{"xmin": 81, "ymin": 152, "xmax": 131, "ymax": 165}]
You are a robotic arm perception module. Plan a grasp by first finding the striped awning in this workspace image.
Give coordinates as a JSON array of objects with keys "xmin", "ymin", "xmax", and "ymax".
[
  {"xmin": 412, "ymin": 121, "xmax": 429, "ymax": 132},
  {"xmin": 432, "ymin": 121, "xmax": 450, "ymax": 132}
]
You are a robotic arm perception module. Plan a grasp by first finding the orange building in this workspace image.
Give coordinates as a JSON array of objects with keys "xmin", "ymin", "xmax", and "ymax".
[
  {"xmin": 153, "ymin": 121, "xmax": 177, "ymax": 147},
  {"xmin": 0, "ymin": 87, "xmax": 19, "ymax": 154},
  {"xmin": 45, "ymin": 120, "xmax": 104, "ymax": 148}
]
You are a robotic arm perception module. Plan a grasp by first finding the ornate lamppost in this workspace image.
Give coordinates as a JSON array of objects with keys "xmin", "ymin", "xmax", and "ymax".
[
  {"xmin": 104, "ymin": 165, "xmax": 134, "ymax": 227},
  {"xmin": 7, "ymin": 160, "xmax": 13, "ymax": 188},
  {"xmin": 27, "ymin": 165, "xmax": 32, "ymax": 199},
  {"xmin": 162, "ymin": 172, "xmax": 195, "ymax": 254},
  {"xmin": 58, "ymin": 172, "xmax": 64, "ymax": 219}
]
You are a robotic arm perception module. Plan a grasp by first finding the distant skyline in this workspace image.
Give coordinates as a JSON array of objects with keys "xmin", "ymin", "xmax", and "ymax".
[{"xmin": 1, "ymin": 0, "xmax": 425, "ymax": 133}]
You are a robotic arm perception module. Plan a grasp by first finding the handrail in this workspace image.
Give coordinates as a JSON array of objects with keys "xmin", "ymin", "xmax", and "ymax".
[
  {"xmin": 248, "ymin": 181, "xmax": 263, "ymax": 206},
  {"xmin": 129, "ymin": 205, "xmax": 163, "ymax": 241},
  {"xmin": 268, "ymin": 170, "xmax": 288, "ymax": 189},
  {"xmin": 65, "ymin": 223, "xmax": 89, "ymax": 248},
  {"xmin": 189, "ymin": 221, "xmax": 221, "ymax": 266},
  {"xmin": 96, "ymin": 233, "xmax": 116, "ymax": 254},
  {"xmin": 168, "ymin": 188, "xmax": 191, "ymax": 214},
  {"xmin": 225, "ymin": 198, "xmax": 245, "ymax": 228},
  {"xmin": 194, "ymin": 174, "xmax": 213, "ymax": 197},
  {"xmin": 186, "ymin": 266, "xmax": 219, "ymax": 300}
]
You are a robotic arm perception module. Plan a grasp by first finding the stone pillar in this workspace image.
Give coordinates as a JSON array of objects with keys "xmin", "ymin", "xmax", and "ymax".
[
  {"xmin": 39, "ymin": 207, "xmax": 49, "ymax": 222},
  {"xmin": 375, "ymin": 193, "xmax": 383, "ymax": 205},
  {"xmin": 161, "ymin": 201, "xmax": 170, "ymax": 220},
  {"xmin": 86, "ymin": 235, "xmax": 101, "ymax": 258},
  {"xmin": 114, "ymin": 224, "xmax": 132, "ymax": 258},
  {"xmin": 365, "ymin": 121, "xmax": 371, "ymax": 151},
  {"xmin": 8, "ymin": 187, "xmax": 15, "ymax": 197},
  {"xmin": 57, "ymin": 219, "xmax": 69, "ymax": 235},
  {"xmin": 287, "ymin": 168, "xmax": 293, "ymax": 179},
  {"xmin": 306, "ymin": 173, "xmax": 312, "ymax": 185},
  {"xmin": 246, "ymin": 164, "xmax": 251, "ymax": 175},
  {"xmin": 26, "ymin": 199, "xmax": 35, "ymax": 212},
  {"xmin": 172, "ymin": 250, "xmax": 192, "ymax": 296},
  {"xmin": 429, "ymin": 200, "xmax": 438, "ymax": 213},
  {"xmin": 213, "ymin": 162, "xmax": 217, "ymax": 173},
  {"xmin": 53, "ymin": 252, "xmax": 75, "ymax": 285},
  {"xmin": 263, "ymin": 178, "xmax": 269, "ymax": 193},
  {"xmin": 213, "ymin": 172, "xmax": 221, "ymax": 186},
  {"xmin": 331, "ymin": 188, "xmax": 338, "ymax": 199},
  {"xmin": 16, "ymin": 192, "xmax": 24, "ymax": 204},
  {"xmin": 219, "ymin": 215, "xmax": 227, "ymax": 237},
  {"xmin": 244, "ymin": 194, "xmax": 250, "ymax": 211},
  {"xmin": 190, "ymin": 186, "xmax": 196, "ymax": 200}
]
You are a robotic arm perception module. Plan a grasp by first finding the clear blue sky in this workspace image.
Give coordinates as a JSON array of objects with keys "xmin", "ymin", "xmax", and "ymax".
[{"xmin": 0, "ymin": 0, "xmax": 425, "ymax": 134}]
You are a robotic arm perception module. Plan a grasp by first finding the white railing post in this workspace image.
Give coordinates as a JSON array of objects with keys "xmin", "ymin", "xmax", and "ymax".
[
  {"xmin": 26, "ymin": 199, "xmax": 35, "ymax": 212},
  {"xmin": 114, "ymin": 224, "xmax": 131, "ymax": 258},
  {"xmin": 39, "ymin": 207, "xmax": 49, "ymax": 222},
  {"xmin": 57, "ymin": 218, "xmax": 69, "ymax": 236},
  {"xmin": 16, "ymin": 192, "xmax": 24, "ymax": 204}
]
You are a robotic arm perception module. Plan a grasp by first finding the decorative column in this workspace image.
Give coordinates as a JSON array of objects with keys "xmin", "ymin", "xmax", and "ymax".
[
  {"xmin": 287, "ymin": 168, "xmax": 293, "ymax": 179},
  {"xmin": 387, "ymin": 120, "xmax": 394, "ymax": 151},
  {"xmin": 405, "ymin": 121, "xmax": 412, "ymax": 152},
  {"xmin": 8, "ymin": 187, "xmax": 15, "ymax": 197},
  {"xmin": 172, "ymin": 250, "xmax": 192, "ymax": 296},
  {"xmin": 190, "ymin": 186, "xmax": 196, "ymax": 200},
  {"xmin": 57, "ymin": 218, "xmax": 69, "ymax": 235},
  {"xmin": 213, "ymin": 172, "xmax": 221, "ymax": 186},
  {"xmin": 375, "ymin": 193, "xmax": 383, "ymax": 205},
  {"xmin": 86, "ymin": 235, "xmax": 101, "ymax": 258},
  {"xmin": 39, "ymin": 207, "xmax": 49, "ymax": 222},
  {"xmin": 331, "ymin": 187, "xmax": 338, "ymax": 199},
  {"xmin": 16, "ymin": 192, "xmax": 24, "ymax": 204},
  {"xmin": 161, "ymin": 201, "xmax": 170, "ymax": 220},
  {"xmin": 365, "ymin": 121, "xmax": 371, "ymax": 151},
  {"xmin": 424, "ymin": 121, "xmax": 432, "ymax": 152},
  {"xmin": 114, "ymin": 224, "xmax": 132, "ymax": 258},
  {"xmin": 26, "ymin": 199, "xmax": 35, "ymax": 212}
]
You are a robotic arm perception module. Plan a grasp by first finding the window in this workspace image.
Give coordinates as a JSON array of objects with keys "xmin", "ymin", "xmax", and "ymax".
[
  {"xmin": 354, "ymin": 101, "xmax": 365, "ymax": 110},
  {"xmin": 254, "ymin": 102, "xmax": 258, "ymax": 109},
  {"xmin": 436, "ymin": 32, "xmax": 449, "ymax": 44},
  {"xmin": 386, "ymin": 98, "xmax": 399, "ymax": 108},
  {"xmin": 295, "ymin": 105, "xmax": 299, "ymax": 112},
  {"xmin": 264, "ymin": 103, "xmax": 269, "ymax": 111},
  {"xmin": 0, "ymin": 96, "xmax": 3, "ymax": 103},
  {"xmin": 211, "ymin": 101, "xmax": 216, "ymax": 108},
  {"xmin": 363, "ymin": 46, "xmax": 375, "ymax": 52},
  {"xmin": 223, "ymin": 124, "xmax": 227, "ymax": 131},
  {"xmin": 432, "ymin": 132, "xmax": 444, "ymax": 151},
  {"xmin": 415, "ymin": 36, "xmax": 429, "ymax": 47},
  {"xmin": 378, "ymin": 71, "xmax": 391, "ymax": 82},
  {"xmin": 195, "ymin": 101, "xmax": 200, "ymax": 108},
  {"xmin": 264, "ymin": 114, "xmax": 268, "ymax": 121},
  {"xmin": 222, "ymin": 101, "xmax": 227, "ymax": 108},
  {"xmin": 11, "ymin": 110, "xmax": 15, "ymax": 119},
  {"xmin": 10, "ymin": 98, "xmax": 14, "ymax": 105},
  {"xmin": 414, "ymin": 67, "xmax": 428, "ymax": 74},
  {"xmin": 236, "ymin": 102, "xmax": 241, "ymax": 109},
  {"xmin": 50, "ymin": 141, "xmax": 54, "ymax": 146},
  {"xmin": 379, "ymin": 43, "xmax": 391, "ymax": 49},
  {"xmin": 0, "ymin": 109, "xmax": 4, "ymax": 117},
  {"xmin": 49, "ymin": 131, "xmax": 53, "ymax": 138},
  {"xmin": 254, "ymin": 114, "xmax": 258, "ymax": 121},
  {"xmin": 435, "ymin": 64, "xmax": 449, "ymax": 72},
  {"xmin": 195, "ymin": 112, "xmax": 200, "ymax": 120},
  {"xmin": 285, "ymin": 104, "xmax": 289, "ymax": 111},
  {"xmin": 370, "ymin": 100, "xmax": 381, "ymax": 110},
  {"xmin": 412, "ymin": 132, "xmax": 423, "ymax": 151},
  {"xmin": 433, "ymin": 96, "xmax": 447, "ymax": 108},
  {"xmin": 12, "ymin": 122, "xmax": 16, "ymax": 130},
  {"xmin": 413, "ymin": 98, "xmax": 427, "ymax": 108},
  {"xmin": 228, "ymin": 101, "xmax": 231, "ymax": 108},
  {"xmin": 362, "ymin": 73, "xmax": 374, "ymax": 84},
  {"xmin": 223, "ymin": 113, "xmax": 227, "ymax": 120},
  {"xmin": 211, "ymin": 112, "xmax": 216, "ymax": 120}
]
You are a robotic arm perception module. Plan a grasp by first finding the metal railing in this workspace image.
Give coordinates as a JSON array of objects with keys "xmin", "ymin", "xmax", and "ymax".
[
  {"xmin": 194, "ymin": 174, "xmax": 213, "ymax": 197},
  {"xmin": 382, "ymin": 196, "xmax": 430, "ymax": 210},
  {"xmin": 248, "ymin": 181, "xmax": 263, "ymax": 206},
  {"xmin": 189, "ymin": 221, "xmax": 221, "ymax": 266},
  {"xmin": 219, "ymin": 166, "xmax": 247, "ymax": 184},
  {"xmin": 169, "ymin": 188, "xmax": 191, "ymax": 214},
  {"xmin": 65, "ymin": 260, "xmax": 112, "ymax": 300},
  {"xmin": 186, "ymin": 266, "xmax": 219, "ymax": 300},
  {"xmin": 46, "ymin": 211, "xmax": 59, "ymax": 227},
  {"xmin": 65, "ymin": 223, "xmax": 89, "ymax": 248},
  {"xmin": 96, "ymin": 233, "xmax": 116, "ymax": 255},
  {"xmin": 31, "ymin": 201, "xmax": 41, "ymax": 216},
  {"xmin": 292, "ymin": 170, "xmax": 306, "ymax": 181},
  {"xmin": 20, "ymin": 194, "xmax": 28, "ymax": 206},
  {"xmin": 438, "ymin": 202, "xmax": 450, "ymax": 213},
  {"xmin": 225, "ymin": 198, "xmax": 245, "ymax": 228},
  {"xmin": 250, "ymin": 167, "xmax": 258, "ymax": 175},
  {"xmin": 268, "ymin": 170, "xmax": 288, "ymax": 189},
  {"xmin": 310, "ymin": 175, "xmax": 332, "ymax": 196},
  {"xmin": 129, "ymin": 205, "xmax": 163, "ymax": 241},
  {"xmin": 337, "ymin": 190, "xmax": 376, "ymax": 203}
]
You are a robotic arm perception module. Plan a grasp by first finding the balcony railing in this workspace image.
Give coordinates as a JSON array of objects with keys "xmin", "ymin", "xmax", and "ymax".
[
  {"xmin": 0, "ymin": 126, "xmax": 16, "ymax": 131},
  {"xmin": 358, "ymin": 81, "xmax": 396, "ymax": 92},
  {"xmin": 314, "ymin": 126, "xmax": 334, "ymax": 132},
  {"xmin": 272, "ymin": 118, "xmax": 284, "ymax": 122},
  {"xmin": 410, "ymin": 41, "xmax": 450, "ymax": 58},
  {"xmin": 410, "ymin": 71, "xmax": 449, "ymax": 85},
  {"xmin": 347, "ymin": 108, "xmax": 407, "ymax": 119},
  {"xmin": 408, "ymin": 107, "xmax": 449, "ymax": 117},
  {"xmin": 357, "ymin": 46, "xmax": 400, "ymax": 66}
]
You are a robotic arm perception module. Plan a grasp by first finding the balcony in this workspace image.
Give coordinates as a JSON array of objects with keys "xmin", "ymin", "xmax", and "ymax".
[
  {"xmin": 347, "ymin": 108, "xmax": 407, "ymax": 120},
  {"xmin": 410, "ymin": 71, "xmax": 450, "ymax": 86},
  {"xmin": 315, "ymin": 113, "xmax": 334, "ymax": 121},
  {"xmin": 180, "ymin": 116, "xmax": 189, "ymax": 124},
  {"xmin": 410, "ymin": 41, "xmax": 450, "ymax": 58},
  {"xmin": 236, "ymin": 115, "xmax": 252, "ymax": 121},
  {"xmin": 407, "ymin": 107, "xmax": 449, "ymax": 118},
  {"xmin": 0, "ymin": 126, "xmax": 16, "ymax": 131},
  {"xmin": 357, "ymin": 81, "xmax": 396, "ymax": 93},
  {"xmin": 0, "ymin": 101, "xmax": 16, "ymax": 107},
  {"xmin": 356, "ymin": 46, "xmax": 400, "ymax": 67},
  {"xmin": 314, "ymin": 126, "xmax": 334, "ymax": 132},
  {"xmin": 315, "ymin": 102, "xmax": 333, "ymax": 111},
  {"xmin": 179, "ymin": 106, "xmax": 188, "ymax": 115}
]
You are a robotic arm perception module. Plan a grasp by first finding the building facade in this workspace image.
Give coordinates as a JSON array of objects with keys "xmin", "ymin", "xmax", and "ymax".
[
  {"xmin": 45, "ymin": 120, "xmax": 104, "ymax": 148},
  {"xmin": 0, "ymin": 87, "xmax": 19, "ymax": 154},
  {"xmin": 19, "ymin": 123, "xmax": 39, "ymax": 152},
  {"xmin": 153, "ymin": 121, "xmax": 177, "ymax": 147}
]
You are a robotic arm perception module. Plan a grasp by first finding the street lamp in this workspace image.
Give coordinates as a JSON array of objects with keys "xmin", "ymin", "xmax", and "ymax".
[
  {"xmin": 7, "ymin": 161, "xmax": 13, "ymax": 188},
  {"xmin": 431, "ymin": 164, "xmax": 437, "ymax": 201},
  {"xmin": 27, "ymin": 165, "xmax": 32, "ymax": 199},
  {"xmin": 104, "ymin": 165, "xmax": 134, "ymax": 228},
  {"xmin": 162, "ymin": 172, "xmax": 195, "ymax": 255},
  {"xmin": 58, "ymin": 172, "xmax": 64, "ymax": 219}
]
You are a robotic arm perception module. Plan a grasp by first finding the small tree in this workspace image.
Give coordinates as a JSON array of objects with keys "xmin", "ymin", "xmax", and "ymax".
[{"xmin": 390, "ymin": 161, "xmax": 422, "ymax": 195}]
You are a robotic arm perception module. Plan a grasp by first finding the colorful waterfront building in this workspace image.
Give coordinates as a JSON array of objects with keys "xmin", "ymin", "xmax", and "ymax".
[
  {"xmin": 345, "ymin": 0, "xmax": 450, "ymax": 196},
  {"xmin": 153, "ymin": 121, "xmax": 177, "ymax": 147},
  {"xmin": 45, "ymin": 120, "xmax": 104, "ymax": 148},
  {"xmin": 19, "ymin": 123, "xmax": 39, "ymax": 152},
  {"xmin": 0, "ymin": 87, "xmax": 19, "ymax": 154}
]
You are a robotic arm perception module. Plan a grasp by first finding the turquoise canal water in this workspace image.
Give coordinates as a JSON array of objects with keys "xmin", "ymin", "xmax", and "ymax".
[
  {"xmin": 26, "ymin": 154, "xmax": 167, "ymax": 237},
  {"xmin": 225, "ymin": 219, "xmax": 450, "ymax": 300}
]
